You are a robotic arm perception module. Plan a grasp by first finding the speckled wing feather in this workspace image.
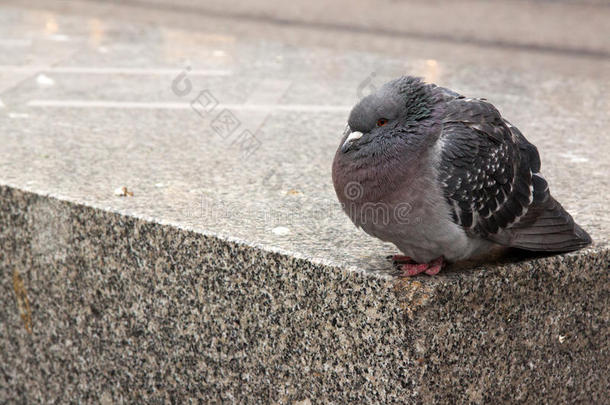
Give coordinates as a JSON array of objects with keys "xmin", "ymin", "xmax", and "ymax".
[{"xmin": 437, "ymin": 97, "xmax": 591, "ymax": 251}]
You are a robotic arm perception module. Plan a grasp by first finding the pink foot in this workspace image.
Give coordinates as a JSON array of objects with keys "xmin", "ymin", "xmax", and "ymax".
[
  {"xmin": 389, "ymin": 254, "xmax": 414, "ymax": 264},
  {"xmin": 400, "ymin": 257, "xmax": 445, "ymax": 277},
  {"xmin": 400, "ymin": 263, "xmax": 430, "ymax": 276},
  {"xmin": 424, "ymin": 257, "xmax": 444, "ymax": 275}
]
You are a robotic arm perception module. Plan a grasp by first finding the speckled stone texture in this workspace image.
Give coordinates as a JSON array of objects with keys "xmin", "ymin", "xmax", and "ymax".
[{"xmin": 2, "ymin": 186, "xmax": 608, "ymax": 403}]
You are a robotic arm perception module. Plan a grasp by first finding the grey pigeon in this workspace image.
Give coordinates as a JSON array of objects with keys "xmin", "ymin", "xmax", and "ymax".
[{"xmin": 332, "ymin": 76, "xmax": 592, "ymax": 276}]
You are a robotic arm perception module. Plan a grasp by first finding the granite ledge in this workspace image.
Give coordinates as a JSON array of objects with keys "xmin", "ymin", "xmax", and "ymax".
[{"xmin": 1, "ymin": 184, "xmax": 608, "ymax": 403}]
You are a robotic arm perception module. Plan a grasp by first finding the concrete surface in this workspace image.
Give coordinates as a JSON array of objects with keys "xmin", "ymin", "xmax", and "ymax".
[{"xmin": 0, "ymin": 0, "xmax": 608, "ymax": 403}]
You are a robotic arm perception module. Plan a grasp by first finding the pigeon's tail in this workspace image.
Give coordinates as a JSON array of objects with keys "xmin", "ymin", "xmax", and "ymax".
[{"xmin": 505, "ymin": 196, "xmax": 592, "ymax": 252}]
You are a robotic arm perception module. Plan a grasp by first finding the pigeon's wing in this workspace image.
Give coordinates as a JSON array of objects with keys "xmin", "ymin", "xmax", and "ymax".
[{"xmin": 438, "ymin": 98, "xmax": 591, "ymax": 251}]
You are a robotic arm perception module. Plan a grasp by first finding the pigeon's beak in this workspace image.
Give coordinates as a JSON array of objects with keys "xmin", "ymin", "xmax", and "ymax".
[{"xmin": 341, "ymin": 130, "xmax": 363, "ymax": 153}]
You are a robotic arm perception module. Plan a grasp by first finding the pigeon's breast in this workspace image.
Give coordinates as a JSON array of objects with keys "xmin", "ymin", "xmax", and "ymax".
[
  {"xmin": 350, "ymin": 167, "xmax": 486, "ymax": 262},
  {"xmin": 332, "ymin": 138, "xmax": 489, "ymax": 262}
]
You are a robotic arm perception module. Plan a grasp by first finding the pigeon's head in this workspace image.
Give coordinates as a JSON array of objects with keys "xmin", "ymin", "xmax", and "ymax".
[{"xmin": 338, "ymin": 76, "xmax": 437, "ymax": 159}]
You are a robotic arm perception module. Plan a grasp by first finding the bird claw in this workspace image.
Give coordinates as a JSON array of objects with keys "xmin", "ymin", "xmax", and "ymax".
[
  {"xmin": 424, "ymin": 262, "xmax": 443, "ymax": 275},
  {"xmin": 388, "ymin": 254, "xmax": 415, "ymax": 264},
  {"xmin": 399, "ymin": 257, "xmax": 444, "ymax": 277}
]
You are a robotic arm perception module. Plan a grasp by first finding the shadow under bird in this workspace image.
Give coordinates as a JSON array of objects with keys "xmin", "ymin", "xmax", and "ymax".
[{"xmin": 332, "ymin": 76, "xmax": 592, "ymax": 276}]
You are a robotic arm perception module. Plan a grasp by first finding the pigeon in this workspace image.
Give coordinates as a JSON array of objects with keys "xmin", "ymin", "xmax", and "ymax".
[{"xmin": 332, "ymin": 76, "xmax": 592, "ymax": 276}]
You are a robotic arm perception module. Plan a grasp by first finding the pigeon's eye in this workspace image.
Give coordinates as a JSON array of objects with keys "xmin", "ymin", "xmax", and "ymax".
[{"xmin": 377, "ymin": 118, "xmax": 389, "ymax": 127}]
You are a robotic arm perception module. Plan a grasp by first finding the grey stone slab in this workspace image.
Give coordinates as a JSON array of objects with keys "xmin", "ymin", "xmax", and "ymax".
[
  {"xmin": 1, "ymin": 1, "xmax": 609, "ymax": 403},
  {"xmin": 0, "ymin": 44, "xmax": 607, "ymax": 270},
  {"xmin": 2, "ymin": 187, "xmax": 608, "ymax": 403}
]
